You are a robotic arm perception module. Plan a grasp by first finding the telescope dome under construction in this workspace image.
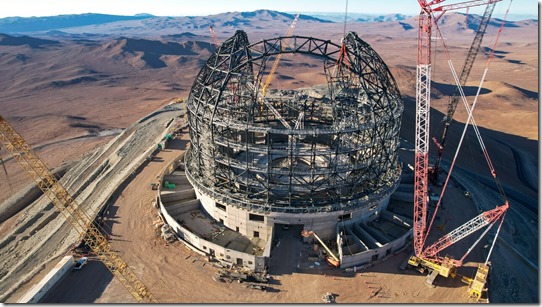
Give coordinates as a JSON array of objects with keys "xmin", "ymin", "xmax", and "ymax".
[
  {"xmin": 153, "ymin": 30, "xmax": 410, "ymax": 272},
  {"xmin": 185, "ymin": 31, "xmax": 403, "ymax": 223}
]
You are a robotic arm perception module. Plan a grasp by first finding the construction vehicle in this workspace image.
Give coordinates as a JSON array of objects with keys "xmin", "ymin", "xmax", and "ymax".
[
  {"xmin": 157, "ymin": 133, "xmax": 173, "ymax": 151},
  {"xmin": 322, "ymin": 292, "xmax": 335, "ymax": 303},
  {"xmin": 0, "ymin": 115, "xmax": 157, "ymax": 303},
  {"xmin": 246, "ymin": 283, "xmax": 267, "ymax": 291},
  {"xmin": 146, "ymin": 145, "xmax": 161, "ymax": 162},
  {"xmin": 163, "ymin": 180, "xmax": 176, "ymax": 189},
  {"xmin": 301, "ymin": 230, "xmax": 340, "ymax": 267},
  {"xmin": 457, "ymin": 262, "xmax": 491, "ymax": 301},
  {"xmin": 410, "ymin": 0, "xmax": 508, "ymax": 289}
]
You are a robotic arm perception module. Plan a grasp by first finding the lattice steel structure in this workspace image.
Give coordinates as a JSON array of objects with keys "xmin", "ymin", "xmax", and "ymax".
[{"xmin": 185, "ymin": 30, "xmax": 403, "ymax": 214}]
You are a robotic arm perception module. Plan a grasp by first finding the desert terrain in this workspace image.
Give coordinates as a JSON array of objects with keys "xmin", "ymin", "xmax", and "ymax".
[{"xmin": 0, "ymin": 8, "xmax": 537, "ymax": 303}]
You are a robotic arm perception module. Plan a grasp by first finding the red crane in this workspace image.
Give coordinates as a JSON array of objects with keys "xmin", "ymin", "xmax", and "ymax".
[
  {"xmin": 209, "ymin": 25, "xmax": 220, "ymax": 48},
  {"xmin": 412, "ymin": 0, "xmax": 506, "ymax": 262}
]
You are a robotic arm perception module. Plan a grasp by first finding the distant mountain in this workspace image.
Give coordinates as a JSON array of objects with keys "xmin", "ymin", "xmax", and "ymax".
[
  {"xmin": 392, "ymin": 12, "xmax": 538, "ymax": 35},
  {"xmin": 436, "ymin": 12, "xmax": 523, "ymax": 31},
  {"xmin": 0, "ymin": 33, "xmax": 59, "ymax": 48},
  {"xmin": 355, "ymin": 14, "xmax": 409, "ymax": 22},
  {"xmin": 0, "ymin": 10, "xmax": 332, "ymax": 36},
  {"xmin": 101, "ymin": 37, "xmax": 213, "ymax": 68},
  {"xmin": 0, "ymin": 13, "xmax": 154, "ymax": 33},
  {"xmin": 224, "ymin": 9, "xmax": 333, "ymax": 23},
  {"xmin": 306, "ymin": 12, "xmax": 413, "ymax": 23},
  {"xmin": 0, "ymin": 10, "xmax": 536, "ymax": 40}
]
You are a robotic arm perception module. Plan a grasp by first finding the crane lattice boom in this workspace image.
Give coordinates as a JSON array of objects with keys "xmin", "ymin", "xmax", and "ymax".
[
  {"xmin": 422, "ymin": 203, "xmax": 508, "ymax": 259},
  {"xmin": 260, "ymin": 14, "xmax": 300, "ymax": 98},
  {"xmin": 301, "ymin": 230, "xmax": 340, "ymax": 263},
  {"xmin": 0, "ymin": 116, "xmax": 157, "ymax": 303},
  {"xmin": 413, "ymin": 8, "xmax": 433, "ymax": 257},
  {"xmin": 433, "ymin": 0, "xmax": 501, "ymax": 12},
  {"xmin": 256, "ymin": 14, "xmax": 300, "ymax": 130}
]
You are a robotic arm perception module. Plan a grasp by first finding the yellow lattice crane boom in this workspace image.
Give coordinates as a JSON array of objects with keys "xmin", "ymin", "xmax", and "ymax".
[
  {"xmin": 0, "ymin": 115, "xmax": 157, "ymax": 303},
  {"xmin": 257, "ymin": 14, "xmax": 301, "ymax": 130},
  {"xmin": 260, "ymin": 13, "xmax": 300, "ymax": 98}
]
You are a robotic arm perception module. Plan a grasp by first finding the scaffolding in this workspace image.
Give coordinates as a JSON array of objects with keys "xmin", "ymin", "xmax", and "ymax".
[{"xmin": 186, "ymin": 30, "xmax": 403, "ymax": 213}]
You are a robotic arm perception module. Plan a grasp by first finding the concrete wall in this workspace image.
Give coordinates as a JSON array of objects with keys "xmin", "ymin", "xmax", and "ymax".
[
  {"xmin": 160, "ymin": 151, "xmax": 400, "ymax": 272},
  {"xmin": 163, "ymin": 174, "xmax": 190, "ymax": 186},
  {"xmin": 17, "ymin": 255, "xmax": 74, "ymax": 303},
  {"xmin": 164, "ymin": 199, "xmax": 200, "ymax": 217},
  {"xmin": 160, "ymin": 198, "xmax": 264, "ymax": 271},
  {"xmin": 339, "ymin": 229, "xmax": 412, "ymax": 269},
  {"xmin": 337, "ymin": 208, "xmax": 412, "ymax": 268},
  {"xmin": 196, "ymin": 189, "xmax": 391, "ymax": 242},
  {"xmin": 158, "ymin": 174, "xmax": 266, "ymax": 271}
]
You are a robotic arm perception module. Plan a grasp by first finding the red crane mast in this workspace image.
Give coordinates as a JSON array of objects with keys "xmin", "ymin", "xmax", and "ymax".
[{"xmin": 413, "ymin": 0, "xmax": 504, "ymax": 258}]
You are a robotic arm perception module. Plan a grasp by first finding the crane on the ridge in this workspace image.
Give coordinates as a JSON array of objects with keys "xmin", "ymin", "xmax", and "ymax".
[
  {"xmin": 209, "ymin": 26, "xmax": 221, "ymax": 49},
  {"xmin": 0, "ymin": 115, "xmax": 157, "ymax": 303},
  {"xmin": 410, "ymin": 0, "xmax": 508, "ymax": 295}
]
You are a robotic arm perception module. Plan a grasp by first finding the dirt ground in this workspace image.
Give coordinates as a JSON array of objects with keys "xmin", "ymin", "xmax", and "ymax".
[
  {"xmin": 39, "ymin": 133, "xmax": 485, "ymax": 304},
  {"xmin": 2, "ymin": 105, "xmax": 536, "ymax": 303}
]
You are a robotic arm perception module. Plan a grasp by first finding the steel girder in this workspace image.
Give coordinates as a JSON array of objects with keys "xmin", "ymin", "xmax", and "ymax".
[{"xmin": 186, "ymin": 30, "xmax": 403, "ymax": 213}]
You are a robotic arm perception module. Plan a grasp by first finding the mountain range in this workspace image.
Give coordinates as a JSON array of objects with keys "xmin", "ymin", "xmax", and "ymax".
[
  {"xmin": 1, "ymin": 9, "xmax": 535, "ymax": 36},
  {"xmin": 0, "ymin": 10, "xmax": 332, "ymax": 34}
]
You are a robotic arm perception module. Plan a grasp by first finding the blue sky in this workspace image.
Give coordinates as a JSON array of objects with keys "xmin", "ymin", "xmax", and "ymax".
[{"xmin": 1, "ymin": 0, "xmax": 537, "ymax": 19}]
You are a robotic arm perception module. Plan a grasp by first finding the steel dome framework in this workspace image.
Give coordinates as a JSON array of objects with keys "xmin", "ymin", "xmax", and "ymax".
[{"xmin": 185, "ymin": 30, "xmax": 403, "ymax": 214}]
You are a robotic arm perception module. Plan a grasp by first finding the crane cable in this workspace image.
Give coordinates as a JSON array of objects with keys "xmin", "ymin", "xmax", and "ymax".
[
  {"xmin": 485, "ymin": 211, "xmax": 506, "ymax": 266},
  {"xmin": 333, "ymin": 0, "xmax": 351, "ymax": 83},
  {"xmin": 458, "ymin": 217, "xmax": 497, "ymax": 265},
  {"xmin": 424, "ymin": 0, "xmax": 512, "ymax": 244},
  {"xmin": 343, "ymin": 0, "xmax": 348, "ymax": 38}
]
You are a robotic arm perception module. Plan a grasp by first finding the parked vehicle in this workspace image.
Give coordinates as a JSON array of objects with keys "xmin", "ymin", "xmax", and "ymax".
[
  {"xmin": 73, "ymin": 257, "xmax": 88, "ymax": 271},
  {"xmin": 322, "ymin": 292, "xmax": 335, "ymax": 303}
]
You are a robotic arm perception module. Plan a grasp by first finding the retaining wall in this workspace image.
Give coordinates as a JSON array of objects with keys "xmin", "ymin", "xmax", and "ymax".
[{"xmin": 17, "ymin": 255, "xmax": 74, "ymax": 303}]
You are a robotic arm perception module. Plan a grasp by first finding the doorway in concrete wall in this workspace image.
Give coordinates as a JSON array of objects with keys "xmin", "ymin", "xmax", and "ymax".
[{"xmin": 268, "ymin": 223, "xmax": 304, "ymax": 275}]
